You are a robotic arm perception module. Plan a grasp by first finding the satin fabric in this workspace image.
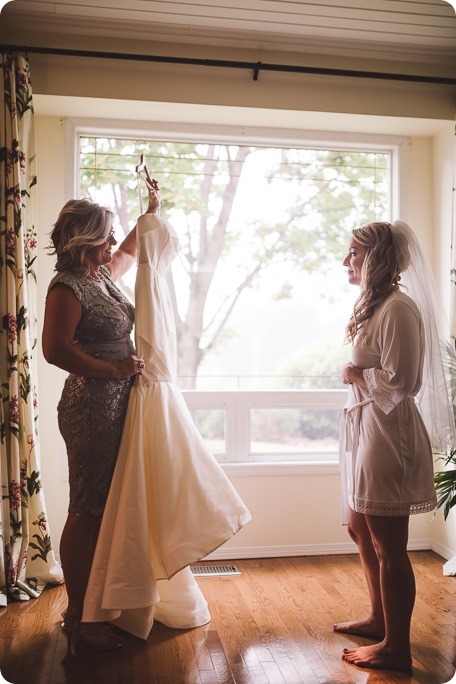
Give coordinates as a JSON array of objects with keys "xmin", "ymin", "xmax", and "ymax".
[
  {"xmin": 340, "ymin": 291, "xmax": 437, "ymax": 525},
  {"xmin": 83, "ymin": 213, "xmax": 251, "ymax": 638}
]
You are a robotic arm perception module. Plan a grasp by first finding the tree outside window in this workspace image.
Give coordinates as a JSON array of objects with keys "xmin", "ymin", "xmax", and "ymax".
[{"xmin": 80, "ymin": 136, "xmax": 390, "ymax": 459}]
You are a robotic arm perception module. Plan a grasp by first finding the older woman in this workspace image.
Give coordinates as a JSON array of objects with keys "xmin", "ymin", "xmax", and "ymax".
[
  {"xmin": 42, "ymin": 190, "xmax": 158, "ymax": 649},
  {"xmin": 335, "ymin": 221, "xmax": 449, "ymax": 673}
]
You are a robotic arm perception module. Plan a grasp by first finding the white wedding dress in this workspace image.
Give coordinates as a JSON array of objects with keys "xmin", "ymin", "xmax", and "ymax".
[{"xmin": 82, "ymin": 213, "xmax": 251, "ymax": 638}]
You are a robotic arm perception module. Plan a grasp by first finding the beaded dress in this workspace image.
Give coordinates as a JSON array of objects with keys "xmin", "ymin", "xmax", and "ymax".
[{"xmin": 48, "ymin": 269, "xmax": 135, "ymax": 516}]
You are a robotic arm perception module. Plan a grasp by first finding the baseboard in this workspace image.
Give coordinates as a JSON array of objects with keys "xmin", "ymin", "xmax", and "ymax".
[
  {"xmin": 407, "ymin": 538, "xmax": 435, "ymax": 551},
  {"xmin": 204, "ymin": 538, "xmax": 433, "ymax": 560},
  {"xmin": 430, "ymin": 539, "xmax": 456, "ymax": 561},
  {"xmin": 204, "ymin": 542, "xmax": 357, "ymax": 559}
]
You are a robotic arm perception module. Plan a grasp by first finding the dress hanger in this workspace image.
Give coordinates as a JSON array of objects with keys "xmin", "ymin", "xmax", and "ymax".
[
  {"xmin": 136, "ymin": 154, "xmax": 160, "ymax": 214},
  {"xmin": 136, "ymin": 154, "xmax": 189, "ymax": 278},
  {"xmin": 136, "ymin": 154, "xmax": 159, "ymax": 191}
]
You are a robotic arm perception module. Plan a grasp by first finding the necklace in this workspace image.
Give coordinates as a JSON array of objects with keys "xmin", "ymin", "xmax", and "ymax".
[{"xmin": 87, "ymin": 272, "xmax": 102, "ymax": 283}]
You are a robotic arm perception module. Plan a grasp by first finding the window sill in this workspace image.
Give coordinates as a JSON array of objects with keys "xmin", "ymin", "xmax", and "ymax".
[{"xmin": 221, "ymin": 461, "xmax": 340, "ymax": 476}]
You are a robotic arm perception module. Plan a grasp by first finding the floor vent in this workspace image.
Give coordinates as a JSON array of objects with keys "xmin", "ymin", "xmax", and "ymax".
[{"xmin": 190, "ymin": 564, "xmax": 241, "ymax": 576}]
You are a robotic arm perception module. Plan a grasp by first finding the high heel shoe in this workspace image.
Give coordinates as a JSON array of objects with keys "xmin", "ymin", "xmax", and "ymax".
[{"xmin": 61, "ymin": 611, "xmax": 124, "ymax": 651}]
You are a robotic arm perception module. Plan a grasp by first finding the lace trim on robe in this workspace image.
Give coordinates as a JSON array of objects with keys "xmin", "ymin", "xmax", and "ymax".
[
  {"xmin": 354, "ymin": 496, "xmax": 437, "ymax": 517},
  {"xmin": 363, "ymin": 367, "xmax": 396, "ymax": 415}
]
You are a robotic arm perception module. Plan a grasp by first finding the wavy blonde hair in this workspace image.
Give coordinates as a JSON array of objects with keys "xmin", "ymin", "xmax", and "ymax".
[
  {"xmin": 49, "ymin": 199, "xmax": 114, "ymax": 274},
  {"xmin": 345, "ymin": 221, "xmax": 410, "ymax": 343}
]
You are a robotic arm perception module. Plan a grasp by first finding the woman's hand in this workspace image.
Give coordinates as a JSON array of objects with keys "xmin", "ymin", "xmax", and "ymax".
[
  {"xmin": 341, "ymin": 363, "xmax": 354, "ymax": 384},
  {"xmin": 341, "ymin": 363, "xmax": 367, "ymax": 390},
  {"xmin": 108, "ymin": 179, "xmax": 160, "ymax": 280},
  {"xmin": 113, "ymin": 355, "xmax": 145, "ymax": 378},
  {"xmin": 146, "ymin": 182, "xmax": 161, "ymax": 214}
]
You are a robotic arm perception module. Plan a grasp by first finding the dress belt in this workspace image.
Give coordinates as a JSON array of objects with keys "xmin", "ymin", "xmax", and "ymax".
[
  {"xmin": 76, "ymin": 337, "xmax": 135, "ymax": 360},
  {"xmin": 343, "ymin": 397, "xmax": 374, "ymax": 456},
  {"xmin": 339, "ymin": 396, "xmax": 374, "ymax": 524}
]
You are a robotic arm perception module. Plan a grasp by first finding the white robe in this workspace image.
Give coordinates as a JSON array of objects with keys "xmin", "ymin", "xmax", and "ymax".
[
  {"xmin": 340, "ymin": 291, "xmax": 437, "ymax": 524},
  {"xmin": 83, "ymin": 213, "xmax": 251, "ymax": 638}
]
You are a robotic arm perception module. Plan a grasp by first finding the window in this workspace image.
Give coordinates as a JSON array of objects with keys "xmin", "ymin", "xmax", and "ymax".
[{"xmin": 77, "ymin": 129, "xmax": 397, "ymax": 463}]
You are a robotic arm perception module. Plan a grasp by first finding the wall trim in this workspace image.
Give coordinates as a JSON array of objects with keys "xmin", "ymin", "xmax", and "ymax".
[
  {"xmin": 204, "ymin": 538, "xmax": 434, "ymax": 561},
  {"xmin": 430, "ymin": 540, "xmax": 456, "ymax": 562},
  {"xmin": 63, "ymin": 116, "xmax": 77, "ymax": 201},
  {"xmin": 222, "ymin": 462, "xmax": 340, "ymax": 476}
]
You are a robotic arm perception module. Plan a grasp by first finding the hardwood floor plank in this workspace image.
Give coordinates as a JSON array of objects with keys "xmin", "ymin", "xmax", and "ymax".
[
  {"xmin": 237, "ymin": 640, "xmax": 271, "ymax": 683},
  {"xmin": 217, "ymin": 636, "xmax": 252, "ymax": 683},
  {"xmin": 202, "ymin": 630, "xmax": 235, "ymax": 683},
  {"xmin": 190, "ymin": 628, "xmax": 214, "ymax": 673},
  {"xmin": 259, "ymin": 658, "xmax": 287, "ymax": 683}
]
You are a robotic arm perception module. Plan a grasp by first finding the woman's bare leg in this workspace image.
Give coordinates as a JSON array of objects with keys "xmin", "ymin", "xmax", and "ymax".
[
  {"xmin": 333, "ymin": 509, "xmax": 385, "ymax": 639},
  {"xmin": 59, "ymin": 512, "xmax": 124, "ymax": 650},
  {"xmin": 59, "ymin": 512, "xmax": 102, "ymax": 616},
  {"xmin": 342, "ymin": 514, "xmax": 413, "ymax": 673}
]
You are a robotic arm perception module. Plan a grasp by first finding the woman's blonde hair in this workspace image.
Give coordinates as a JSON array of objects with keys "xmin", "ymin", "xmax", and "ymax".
[
  {"xmin": 345, "ymin": 221, "xmax": 410, "ymax": 343},
  {"xmin": 49, "ymin": 199, "xmax": 114, "ymax": 274}
]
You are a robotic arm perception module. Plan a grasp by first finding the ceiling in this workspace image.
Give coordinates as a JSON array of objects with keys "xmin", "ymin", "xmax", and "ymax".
[{"xmin": 2, "ymin": 0, "xmax": 456, "ymax": 66}]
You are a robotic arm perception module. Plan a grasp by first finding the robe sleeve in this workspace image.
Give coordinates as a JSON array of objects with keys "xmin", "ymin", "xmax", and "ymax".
[{"xmin": 362, "ymin": 298, "xmax": 423, "ymax": 415}]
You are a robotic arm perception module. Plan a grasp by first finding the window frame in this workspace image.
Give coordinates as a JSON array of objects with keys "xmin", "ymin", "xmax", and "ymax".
[
  {"xmin": 65, "ymin": 116, "xmax": 408, "ymax": 471},
  {"xmin": 185, "ymin": 388, "xmax": 347, "ymax": 472}
]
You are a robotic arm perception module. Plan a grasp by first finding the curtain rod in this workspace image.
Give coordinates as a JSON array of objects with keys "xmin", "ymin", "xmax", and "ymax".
[{"xmin": 2, "ymin": 43, "xmax": 456, "ymax": 85}]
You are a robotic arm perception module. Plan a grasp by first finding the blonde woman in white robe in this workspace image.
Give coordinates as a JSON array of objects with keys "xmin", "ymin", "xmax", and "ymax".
[{"xmin": 335, "ymin": 221, "xmax": 452, "ymax": 673}]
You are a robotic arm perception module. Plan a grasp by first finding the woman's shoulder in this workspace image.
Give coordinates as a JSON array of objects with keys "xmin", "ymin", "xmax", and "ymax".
[
  {"xmin": 48, "ymin": 270, "xmax": 89, "ymax": 302},
  {"xmin": 48, "ymin": 270, "xmax": 80, "ymax": 288},
  {"xmin": 378, "ymin": 290, "xmax": 421, "ymax": 323},
  {"xmin": 383, "ymin": 289, "xmax": 418, "ymax": 309}
]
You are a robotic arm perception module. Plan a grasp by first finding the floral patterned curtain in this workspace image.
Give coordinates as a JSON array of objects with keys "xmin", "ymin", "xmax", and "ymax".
[{"xmin": 0, "ymin": 50, "xmax": 63, "ymax": 604}]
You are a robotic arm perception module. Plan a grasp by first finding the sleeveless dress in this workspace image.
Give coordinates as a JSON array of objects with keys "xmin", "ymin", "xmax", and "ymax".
[
  {"xmin": 83, "ymin": 213, "xmax": 251, "ymax": 638},
  {"xmin": 48, "ymin": 269, "xmax": 135, "ymax": 516},
  {"xmin": 339, "ymin": 291, "xmax": 437, "ymax": 524}
]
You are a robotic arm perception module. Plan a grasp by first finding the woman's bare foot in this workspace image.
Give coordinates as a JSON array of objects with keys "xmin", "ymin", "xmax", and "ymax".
[
  {"xmin": 333, "ymin": 617, "xmax": 385, "ymax": 640},
  {"xmin": 342, "ymin": 642, "xmax": 412, "ymax": 673}
]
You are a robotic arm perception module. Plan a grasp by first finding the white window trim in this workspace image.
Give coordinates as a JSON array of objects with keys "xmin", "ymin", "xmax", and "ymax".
[
  {"xmin": 184, "ymin": 389, "xmax": 346, "ymax": 475},
  {"xmin": 221, "ymin": 461, "xmax": 341, "ymax": 476},
  {"xmin": 66, "ymin": 117, "xmax": 407, "ymax": 472},
  {"xmin": 65, "ymin": 116, "xmax": 408, "ymax": 220}
]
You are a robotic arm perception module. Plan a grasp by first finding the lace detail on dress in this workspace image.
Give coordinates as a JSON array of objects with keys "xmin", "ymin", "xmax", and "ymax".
[
  {"xmin": 48, "ymin": 269, "xmax": 134, "ymax": 346},
  {"xmin": 354, "ymin": 496, "xmax": 437, "ymax": 517},
  {"xmin": 363, "ymin": 367, "xmax": 396, "ymax": 415}
]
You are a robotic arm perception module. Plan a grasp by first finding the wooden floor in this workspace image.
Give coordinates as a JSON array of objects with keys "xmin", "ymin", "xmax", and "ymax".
[{"xmin": 0, "ymin": 552, "xmax": 455, "ymax": 684}]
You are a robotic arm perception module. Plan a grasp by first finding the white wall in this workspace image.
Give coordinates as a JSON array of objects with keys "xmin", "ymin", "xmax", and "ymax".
[
  {"xmin": 426, "ymin": 122, "xmax": 456, "ymax": 560},
  {"xmin": 35, "ymin": 116, "xmax": 68, "ymax": 552},
  {"xmin": 34, "ymin": 108, "xmax": 455, "ymax": 562}
]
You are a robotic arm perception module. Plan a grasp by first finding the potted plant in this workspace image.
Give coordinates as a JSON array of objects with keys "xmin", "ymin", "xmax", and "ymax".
[
  {"xmin": 433, "ymin": 341, "xmax": 456, "ymax": 574},
  {"xmin": 434, "ymin": 450, "xmax": 456, "ymax": 520},
  {"xmin": 434, "ymin": 451, "xmax": 456, "ymax": 576}
]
